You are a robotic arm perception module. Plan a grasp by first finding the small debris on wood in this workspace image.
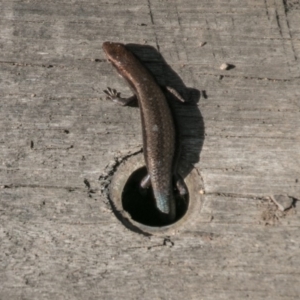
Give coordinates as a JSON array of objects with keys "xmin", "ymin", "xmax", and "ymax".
[
  {"xmin": 220, "ymin": 63, "xmax": 235, "ymax": 71},
  {"xmin": 201, "ymin": 90, "xmax": 208, "ymax": 99},
  {"xmin": 200, "ymin": 42, "xmax": 207, "ymax": 47},
  {"xmin": 270, "ymin": 195, "xmax": 294, "ymax": 211},
  {"xmin": 163, "ymin": 238, "xmax": 174, "ymax": 247},
  {"xmin": 220, "ymin": 63, "xmax": 230, "ymax": 70},
  {"xmin": 84, "ymin": 178, "xmax": 91, "ymax": 189}
]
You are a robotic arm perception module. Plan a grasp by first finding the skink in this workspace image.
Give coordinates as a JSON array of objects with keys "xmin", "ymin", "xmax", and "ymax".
[{"xmin": 102, "ymin": 41, "xmax": 185, "ymax": 222}]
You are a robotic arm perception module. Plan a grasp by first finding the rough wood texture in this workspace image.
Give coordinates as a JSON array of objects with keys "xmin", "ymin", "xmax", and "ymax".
[{"xmin": 1, "ymin": 0, "xmax": 300, "ymax": 299}]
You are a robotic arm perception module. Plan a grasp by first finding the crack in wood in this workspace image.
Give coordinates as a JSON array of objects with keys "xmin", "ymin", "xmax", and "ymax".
[{"xmin": 198, "ymin": 72, "xmax": 295, "ymax": 82}]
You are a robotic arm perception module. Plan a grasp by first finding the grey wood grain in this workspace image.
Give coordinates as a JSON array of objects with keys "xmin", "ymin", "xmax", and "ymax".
[{"xmin": 1, "ymin": 0, "xmax": 300, "ymax": 299}]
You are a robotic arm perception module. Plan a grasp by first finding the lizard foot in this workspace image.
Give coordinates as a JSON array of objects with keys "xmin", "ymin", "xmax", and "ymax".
[{"xmin": 103, "ymin": 87, "xmax": 121, "ymax": 101}]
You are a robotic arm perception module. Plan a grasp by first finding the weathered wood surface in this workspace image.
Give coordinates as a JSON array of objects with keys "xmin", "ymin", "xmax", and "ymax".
[{"xmin": 1, "ymin": 0, "xmax": 300, "ymax": 299}]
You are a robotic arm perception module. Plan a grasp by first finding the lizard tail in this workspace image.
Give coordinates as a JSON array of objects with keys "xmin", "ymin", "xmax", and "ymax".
[{"xmin": 154, "ymin": 192, "xmax": 176, "ymax": 222}]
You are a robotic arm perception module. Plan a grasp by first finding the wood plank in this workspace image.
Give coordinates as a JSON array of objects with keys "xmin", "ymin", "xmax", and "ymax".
[{"xmin": 1, "ymin": 0, "xmax": 300, "ymax": 299}]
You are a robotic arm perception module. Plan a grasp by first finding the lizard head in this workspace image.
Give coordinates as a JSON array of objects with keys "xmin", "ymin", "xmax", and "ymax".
[
  {"xmin": 102, "ymin": 41, "xmax": 140, "ymax": 91},
  {"xmin": 102, "ymin": 42, "xmax": 130, "ymax": 69}
]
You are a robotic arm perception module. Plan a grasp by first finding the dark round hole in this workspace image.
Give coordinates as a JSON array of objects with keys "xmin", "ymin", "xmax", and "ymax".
[{"xmin": 122, "ymin": 167, "xmax": 189, "ymax": 227}]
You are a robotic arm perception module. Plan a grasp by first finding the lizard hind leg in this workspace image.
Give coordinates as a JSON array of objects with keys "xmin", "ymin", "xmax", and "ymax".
[
  {"xmin": 140, "ymin": 174, "xmax": 151, "ymax": 189},
  {"xmin": 139, "ymin": 174, "xmax": 151, "ymax": 197},
  {"xmin": 174, "ymin": 174, "xmax": 188, "ymax": 196},
  {"xmin": 172, "ymin": 174, "xmax": 189, "ymax": 221}
]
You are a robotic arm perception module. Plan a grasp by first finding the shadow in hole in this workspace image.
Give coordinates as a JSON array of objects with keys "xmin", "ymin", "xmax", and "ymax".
[
  {"xmin": 122, "ymin": 166, "xmax": 189, "ymax": 227},
  {"xmin": 111, "ymin": 43, "xmax": 205, "ymax": 226}
]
